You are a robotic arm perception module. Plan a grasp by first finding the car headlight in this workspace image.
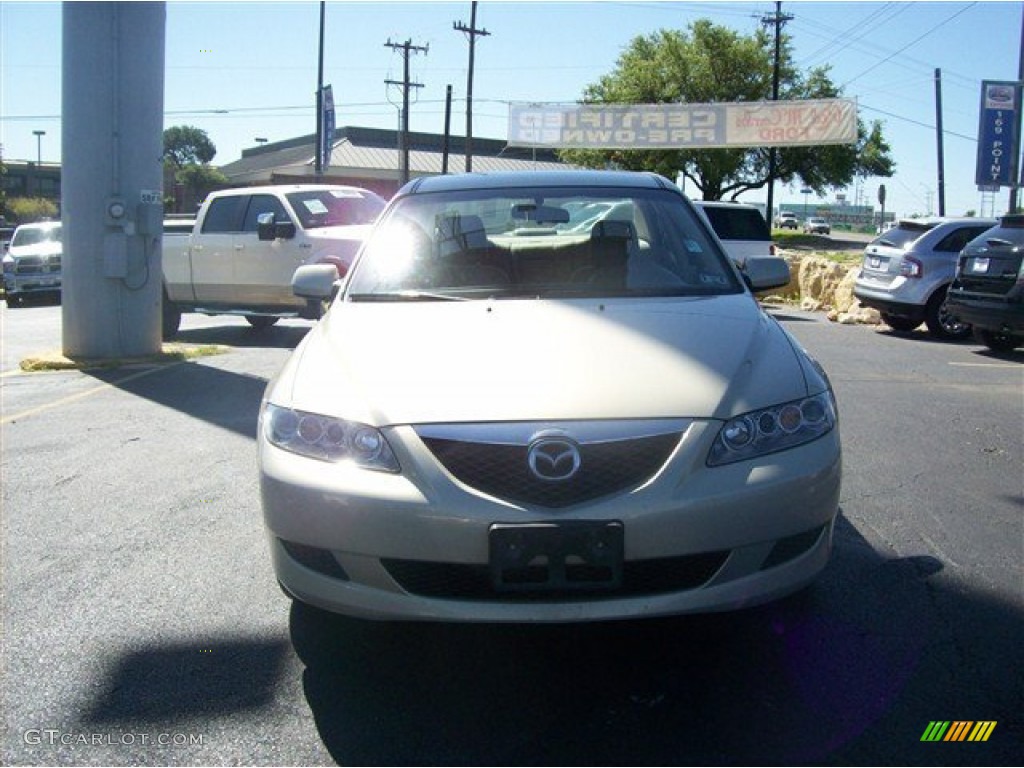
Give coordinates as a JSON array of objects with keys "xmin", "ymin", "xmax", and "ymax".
[
  {"xmin": 262, "ymin": 403, "xmax": 399, "ymax": 472},
  {"xmin": 707, "ymin": 391, "xmax": 836, "ymax": 467}
]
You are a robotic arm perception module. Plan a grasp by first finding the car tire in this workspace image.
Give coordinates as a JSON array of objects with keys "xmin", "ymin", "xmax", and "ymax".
[
  {"xmin": 246, "ymin": 315, "xmax": 280, "ymax": 331},
  {"xmin": 6, "ymin": 294, "xmax": 22, "ymax": 309},
  {"xmin": 925, "ymin": 289, "xmax": 972, "ymax": 340},
  {"xmin": 976, "ymin": 328, "xmax": 1021, "ymax": 352},
  {"xmin": 162, "ymin": 295, "xmax": 182, "ymax": 339},
  {"xmin": 879, "ymin": 312, "xmax": 920, "ymax": 332}
]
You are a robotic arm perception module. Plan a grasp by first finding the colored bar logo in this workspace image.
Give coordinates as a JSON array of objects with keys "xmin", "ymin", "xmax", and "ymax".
[{"xmin": 921, "ymin": 721, "xmax": 997, "ymax": 742}]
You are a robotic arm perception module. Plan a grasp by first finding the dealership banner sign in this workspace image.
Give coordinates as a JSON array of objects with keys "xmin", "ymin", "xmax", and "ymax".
[
  {"xmin": 975, "ymin": 80, "xmax": 1019, "ymax": 190},
  {"xmin": 507, "ymin": 99, "xmax": 858, "ymax": 149}
]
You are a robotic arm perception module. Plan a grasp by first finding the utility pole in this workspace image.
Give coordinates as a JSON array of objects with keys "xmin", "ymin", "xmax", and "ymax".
[
  {"xmin": 385, "ymin": 38, "xmax": 428, "ymax": 185},
  {"xmin": 453, "ymin": 1, "xmax": 490, "ymax": 173},
  {"xmin": 934, "ymin": 68, "xmax": 946, "ymax": 216},
  {"xmin": 442, "ymin": 84, "xmax": 453, "ymax": 174},
  {"xmin": 761, "ymin": 1, "xmax": 793, "ymax": 225},
  {"xmin": 314, "ymin": 0, "xmax": 325, "ymax": 180}
]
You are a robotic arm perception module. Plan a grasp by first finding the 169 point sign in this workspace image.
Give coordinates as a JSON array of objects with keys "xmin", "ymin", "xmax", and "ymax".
[{"xmin": 976, "ymin": 81, "xmax": 1020, "ymax": 190}]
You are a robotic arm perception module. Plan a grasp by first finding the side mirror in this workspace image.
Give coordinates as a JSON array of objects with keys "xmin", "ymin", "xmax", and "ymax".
[
  {"xmin": 292, "ymin": 264, "xmax": 341, "ymax": 300},
  {"xmin": 257, "ymin": 212, "xmax": 296, "ymax": 241},
  {"xmin": 741, "ymin": 256, "xmax": 791, "ymax": 292}
]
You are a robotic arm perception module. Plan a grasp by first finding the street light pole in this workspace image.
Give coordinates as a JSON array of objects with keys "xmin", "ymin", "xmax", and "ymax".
[{"xmin": 33, "ymin": 130, "xmax": 46, "ymax": 165}]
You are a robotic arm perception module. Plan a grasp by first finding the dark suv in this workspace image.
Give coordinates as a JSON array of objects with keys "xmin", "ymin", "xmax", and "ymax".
[{"xmin": 946, "ymin": 214, "xmax": 1024, "ymax": 352}]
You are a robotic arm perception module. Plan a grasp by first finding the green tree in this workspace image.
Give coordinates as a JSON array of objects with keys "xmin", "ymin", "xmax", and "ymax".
[
  {"xmin": 163, "ymin": 126, "xmax": 223, "ymax": 212},
  {"xmin": 176, "ymin": 163, "xmax": 228, "ymax": 206},
  {"xmin": 163, "ymin": 125, "xmax": 217, "ymax": 167},
  {"xmin": 559, "ymin": 21, "xmax": 894, "ymax": 201}
]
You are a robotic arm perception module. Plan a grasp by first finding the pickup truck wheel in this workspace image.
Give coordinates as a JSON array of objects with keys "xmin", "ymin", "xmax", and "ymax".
[
  {"xmin": 924, "ymin": 289, "xmax": 971, "ymax": 340},
  {"xmin": 6, "ymin": 294, "xmax": 22, "ymax": 308},
  {"xmin": 246, "ymin": 315, "xmax": 280, "ymax": 331},
  {"xmin": 162, "ymin": 296, "xmax": 182, "ymax": 339},
  {"xmin": 879, "ymin": 312, "xmax": 920, "ymax": 332}
]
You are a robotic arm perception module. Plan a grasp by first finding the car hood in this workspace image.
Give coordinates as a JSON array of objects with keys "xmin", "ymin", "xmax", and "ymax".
[
  {"xmin": 8, "ymin": 242, "xmax": 62, "ymax": 258},
  {"xmin": 273, "ymin": 294, "xmax": 812, "ymax": 426}
]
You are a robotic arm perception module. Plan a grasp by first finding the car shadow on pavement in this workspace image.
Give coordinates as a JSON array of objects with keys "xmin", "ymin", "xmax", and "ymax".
[
  {"xmin": 87, "ymin": 360, "xmax": 269, "ymax": 440},
  {"xmin": 80, "ymin": 637, "xmax": 290, "ymax": 725},
  {"xmin": 173, "ymin": 323, "xmax": 311, "ymax": 350},
  {"xmin": 287, "ymin": 512, "xmax": 1023, "ymax": 765}
]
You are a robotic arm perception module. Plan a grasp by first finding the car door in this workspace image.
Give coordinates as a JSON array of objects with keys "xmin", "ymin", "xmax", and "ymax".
[
  {"xmin": 190, "ymin": 194, "xmax": 245, "ymax": 303},
  {"xmin": 235, "ymin": 194, "xmax": 305, "ymax": 308}
]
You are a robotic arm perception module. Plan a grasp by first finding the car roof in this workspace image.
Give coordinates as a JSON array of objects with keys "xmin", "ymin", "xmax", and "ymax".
[{"xmin": 399, "ymin": 170, "xmax": 678, "ymax": 195}]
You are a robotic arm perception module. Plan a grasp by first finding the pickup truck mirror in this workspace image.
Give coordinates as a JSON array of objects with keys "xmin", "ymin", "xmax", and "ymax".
[
  {"xmin": 741, "ymin": 256, "xmax": 791, "ymax": 292},
  {"xmin": 292, "ymin": 264, "xmax": 341, "ymax": 300},
  {"xmin": 257, "ymin": 212, "xmax": 297, "ymax": 241}
]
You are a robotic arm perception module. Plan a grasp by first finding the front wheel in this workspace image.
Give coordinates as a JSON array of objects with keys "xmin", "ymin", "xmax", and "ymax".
[
  {"xmin": 6, "ymin": 294, "xmax": 23, "ymax": 309},
  {"xmin": 246, "ymin": 315, "xmax": 280, "ymax": 331},
  {"xmin": 925, "ymin": 289, "xmax": 972, "ymax": 340},
  {"xmin": 879, "ymin": 312, "xmax": 920, "ymax": 332},
  {"xmin": 976, "ymin": 328, "xmax": 1021, "ymax": 352}
]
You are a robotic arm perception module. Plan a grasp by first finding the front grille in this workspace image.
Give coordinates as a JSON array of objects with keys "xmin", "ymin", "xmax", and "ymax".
[
  {"xmin": 422, "ymin": 431, "xmax": 681, "ymax": 508},
  {"xmin": 382, "ymin": 551, "xmax": 728, "ymax": 601},
  {"xmin": 15, "ymin": 256, "xmax": 61, "ymax": 275}
]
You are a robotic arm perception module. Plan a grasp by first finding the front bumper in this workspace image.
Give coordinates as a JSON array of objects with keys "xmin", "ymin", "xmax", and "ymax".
[
  {"xmin": 260, "ymin": 419, "xmax": 842, "ymax": 622},
  {"xmin": 4, "ymin": 273, "xmax": 62, "ymax": 296}
]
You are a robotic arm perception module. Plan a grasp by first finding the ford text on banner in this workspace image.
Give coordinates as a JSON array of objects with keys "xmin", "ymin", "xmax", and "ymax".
[
  {"xmin": 507, "ymin": 99, "xmax": 858, "ymax": 150},
  {"xmin": 975, "ymin": 80, "xmax": 1019, "ymax": 190}
]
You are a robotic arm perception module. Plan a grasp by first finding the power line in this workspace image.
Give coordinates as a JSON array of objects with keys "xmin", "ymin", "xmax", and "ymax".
[{"xmin": 839, "ymin": 3, "xmax": 977, "ymax": 89}]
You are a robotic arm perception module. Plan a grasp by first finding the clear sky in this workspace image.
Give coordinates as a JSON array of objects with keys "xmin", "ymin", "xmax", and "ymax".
[{"xmin": 1, "ymin": 0, "xmax": 1022, "ymax": 218}]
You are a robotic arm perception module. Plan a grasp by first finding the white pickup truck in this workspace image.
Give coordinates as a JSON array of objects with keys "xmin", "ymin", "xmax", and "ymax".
[{"xmin": 161, "ymin": 184, "xmax": 386, "ymax": 338}]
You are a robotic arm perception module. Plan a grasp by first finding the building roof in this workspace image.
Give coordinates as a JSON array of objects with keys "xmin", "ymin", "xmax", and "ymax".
[{"xmin": 219, "ymin": 126, "xmax": 571, "ymax": 186}]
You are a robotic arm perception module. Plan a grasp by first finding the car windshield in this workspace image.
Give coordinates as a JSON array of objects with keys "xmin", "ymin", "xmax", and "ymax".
[
  {"xmin": 346, "ymin": 186, "xmax": 743, "ymax": 300},
  {"xmin": 11, "ymin": 225, "xmax": 61, "ymax": 247},
  {"xmin": 286, "ymin": 188, "xmax": 387, "ymax": 229}
]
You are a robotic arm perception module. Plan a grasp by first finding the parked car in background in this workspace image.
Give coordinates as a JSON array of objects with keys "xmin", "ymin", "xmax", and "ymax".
[
  {"xmin": 946, "ymin": 214, "xmax": 1024, "ymax": 351},
  {"xmin": 776, "ymin": 211, "xmax": 799, "ymax": 229},
  {"xmin": 260, "ymin": 170, "xmax": 840, "ymax": 623},
  {"xmin": 693, "ymin": 200, "xmax": 777, "ymax": 267},
  {"xmin": 853, "ymin": 216, "xmax": 997, "ymax": 339},
  {"xmin": 161, "ymin": 184, "xmax": 386, "ymax": 338},
  {"xmin": 803, "ymin": 217, "xmax": 831, "ymax": 235},
  {"xmin": 2, "ymin": 221, "xmax": 62, "ymax": 307}
]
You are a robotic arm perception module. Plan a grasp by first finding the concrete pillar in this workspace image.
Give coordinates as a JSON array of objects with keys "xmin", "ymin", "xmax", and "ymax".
[{"xmin": 62, "ymin": 2, "xmax": 166, "ymax": 359}]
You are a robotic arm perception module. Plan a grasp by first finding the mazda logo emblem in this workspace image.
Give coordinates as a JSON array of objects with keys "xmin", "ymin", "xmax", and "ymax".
[{"xmin": 527, "ymin": 437, "xmax": 582, "ymax": 482}]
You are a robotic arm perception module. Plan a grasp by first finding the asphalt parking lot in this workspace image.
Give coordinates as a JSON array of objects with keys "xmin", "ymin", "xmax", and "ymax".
[{"xmin": 2, "ymin": 300, "xmax": 1022, "ymax": 766}]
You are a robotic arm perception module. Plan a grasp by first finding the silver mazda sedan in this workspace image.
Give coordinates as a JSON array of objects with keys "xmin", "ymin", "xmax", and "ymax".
[{"xmin": 259, "ymin": 171, "xmax": 842, "ymax": 622}]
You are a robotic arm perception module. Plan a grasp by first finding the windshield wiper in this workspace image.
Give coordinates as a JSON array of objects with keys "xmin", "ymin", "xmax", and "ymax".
[{"xmin": 348, "ymin": 290, "xmax": 471, "ymax": 302}]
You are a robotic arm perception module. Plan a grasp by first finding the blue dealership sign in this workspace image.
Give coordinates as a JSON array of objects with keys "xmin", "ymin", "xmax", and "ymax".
[{"xmin": 976, "ymin": 81, "xmax": 1019, "ymax": 190}]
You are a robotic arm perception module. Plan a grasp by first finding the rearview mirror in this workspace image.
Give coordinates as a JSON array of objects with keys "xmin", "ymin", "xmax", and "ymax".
[{"xmin": 511, "ymin": 203, "xmax": 570, "ymax": 224}]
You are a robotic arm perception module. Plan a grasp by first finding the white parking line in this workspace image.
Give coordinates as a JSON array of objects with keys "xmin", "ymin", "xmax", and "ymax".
[{"xmin": 948, "ymin": 362, "xmax": 1020, "ymax": 369}]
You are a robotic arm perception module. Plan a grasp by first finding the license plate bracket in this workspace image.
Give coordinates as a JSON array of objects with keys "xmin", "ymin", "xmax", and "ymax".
[{"xmin": 489, "ymin": 521, "xmax": 624, "ymax": 593}]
